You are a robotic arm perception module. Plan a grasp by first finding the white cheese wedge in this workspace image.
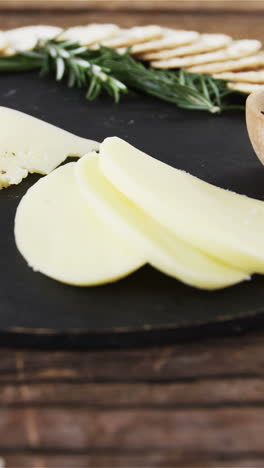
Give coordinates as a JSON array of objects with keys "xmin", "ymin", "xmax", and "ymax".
[
  {"xmin": 0, "ymin": 107, "xmax": 99, "ymax": 189},
  {"xmin": 76, "ymin": 153, "xmax": 248, "ymax": 289},
  {"xmin": 15, "ymin": 162, "xmax": 144, "ymax": 286},
  {"xmin": 100, "ymin": 137, "xmax": 264, "ymax": 274}
]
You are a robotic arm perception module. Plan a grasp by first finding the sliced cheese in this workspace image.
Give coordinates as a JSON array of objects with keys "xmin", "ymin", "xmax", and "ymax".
[
  {"xmin": 76, "ymin": 153, "xmax": 248, "ymax": 289},
  {"xmin": 100, "ymin": 137, "xmax": 264, "ymax": 274},
  {"xmin": 0, "ymin": 107, "xmax": 99, "ymax": 189},
  {"xmin": 15, "ymin": 162, "xmax": 144, "ymax": 286}
]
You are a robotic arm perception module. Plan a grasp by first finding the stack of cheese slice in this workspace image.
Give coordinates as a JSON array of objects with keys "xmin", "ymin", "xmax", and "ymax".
[{"xmin": 15, "ymin": 134, "xmax": 264, "ymax": 290}]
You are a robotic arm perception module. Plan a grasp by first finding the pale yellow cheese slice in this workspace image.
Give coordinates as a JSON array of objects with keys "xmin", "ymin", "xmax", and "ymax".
[
  {"xmin": 100, "ymin": 137, "xmax": 264, "ymax": 274},
  {"xmin": 0, "ymin": 107, "xmax": 99, "ymax": 189},
  {"xmin": 15, "ymin": 162, "xmax": 144, "ymax": 286},
  {"xmin": 76, "ymin": 153, "xmax": 248, "ymax": 290}
]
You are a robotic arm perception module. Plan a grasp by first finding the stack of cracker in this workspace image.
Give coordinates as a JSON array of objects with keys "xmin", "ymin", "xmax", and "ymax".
[{"xmin": 1, "ymin": 24, "xmax": 264, "ymax": 94}]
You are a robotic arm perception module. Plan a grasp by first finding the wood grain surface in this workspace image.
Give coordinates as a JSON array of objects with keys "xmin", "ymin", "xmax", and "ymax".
[
  {"xmin": 1, "ymin": 8, "xmax": 264, "ymax": 468},
  {"xmin": 0, "ymin": 332, "xmax": 264, "ymax": 467},
  {"xmin": 0, "ymin": 0, "xmax": 264, "ymax": 11},
  {"xmin": 1, "ymin": 9, "xmax": 264, "ymax": 43}
]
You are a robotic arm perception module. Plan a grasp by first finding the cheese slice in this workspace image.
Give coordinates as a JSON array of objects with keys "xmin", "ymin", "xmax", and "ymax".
[
  {"xmin": 76, "ymin": 153, "xmax": 248, "ymax": 289},
  {"xmin": 100, "ymin": 137, "xmax": 264, "ymax": 274},
  {"xmin": 0, "ymin": 107, "xmax": 99, "ymax": 189},
  {"xmin": 15, "ymin": 162, "xmax": 144, "ymax": 286}
]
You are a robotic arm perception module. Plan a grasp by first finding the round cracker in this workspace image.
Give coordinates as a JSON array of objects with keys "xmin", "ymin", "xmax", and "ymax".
[
  {"xmin": 58, "ymin": 24, "xmax": 120, "ymax": 46},
  {"xmin": 187, "ymin": 53, "xmax": 264, "ymax": 74},
  {"xmin": 0, "ymin": 32, "xmax": 7, "ymax": 52},
  {"xmin": 228, "ymin": 82, "xmax": 264, "ymax": 94},
  {"xmin": 214, "ymin": 70, "xmax": 264, "ymax": 83},
  {"xmin": 150, "ymin": 39, "xmax": 262, "ymax": 69},
  {"xmin": 101, "ymin": 25, "xmax": 163, "ymax": 49},
  {"xmin": 4, "ymin": 25, "xmax": 62, "ymax": 54},
  {"xmin": 128, "ymin": 29, "xmax": 199, "ymax": 55},
  {"xmin": 140, "ymin": 33, "xmax": 232, "ymax": 61}
]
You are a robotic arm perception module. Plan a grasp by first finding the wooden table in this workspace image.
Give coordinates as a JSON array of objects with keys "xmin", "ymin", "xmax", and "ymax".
[
  {"xmin": 2, "ymin": 332, "xmax": 264, "ymax": 467},
  {"xmin": 1, "ymin": 4, "xmax": 264, "ymax": 467}
]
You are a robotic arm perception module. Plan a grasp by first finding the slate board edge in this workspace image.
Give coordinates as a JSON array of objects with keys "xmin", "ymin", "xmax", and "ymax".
[{"xmin": 1, "ymin": 306, "xmax": 264, "ymax": 349}]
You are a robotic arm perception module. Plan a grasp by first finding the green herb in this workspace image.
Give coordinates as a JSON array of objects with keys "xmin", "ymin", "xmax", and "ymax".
[
  {"xmin": 0, "ymin": 39, "xmax": 245, "ymax": 114},
  {"xmin": 25, "ymin": 40, "xmax": 128, "ymax": 103}
]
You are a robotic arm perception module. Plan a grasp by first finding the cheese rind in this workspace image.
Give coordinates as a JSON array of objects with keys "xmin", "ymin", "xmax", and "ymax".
[
  {"xmin": 76, "ymin": 153, "xmax": 248, "ymax": 289},
  {"xmin": 100, "ymin": 137, "xmax": 264, "ymax": 273},
  {"xmin": 0, "ymin": 107, "xmax": 99, "ymax": 189},
  {"xmin": 15, "ymin": 162, "xmax": 144, "ymax": 286}
]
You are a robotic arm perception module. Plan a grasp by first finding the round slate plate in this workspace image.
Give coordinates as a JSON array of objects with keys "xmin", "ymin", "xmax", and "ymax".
[{"xmin": 1, "ymin": 72, "xmax": 264, "ymax": 348}]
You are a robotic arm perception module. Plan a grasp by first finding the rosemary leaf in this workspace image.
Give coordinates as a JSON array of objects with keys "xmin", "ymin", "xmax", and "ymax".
[{"xmin": 0, "ymin": 39, "xmax": 246, "ymax": 114}]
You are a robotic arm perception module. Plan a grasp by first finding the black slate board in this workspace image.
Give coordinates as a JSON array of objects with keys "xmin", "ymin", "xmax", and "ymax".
[{"xmin": 1, "ymin": 72, "xmax": 264, "ymax": 348}]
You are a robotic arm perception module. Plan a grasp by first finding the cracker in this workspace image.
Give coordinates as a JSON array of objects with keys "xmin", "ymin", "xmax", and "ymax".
[
  {"xmin": 101, "ymin": 25, "xmax": 163, "ymax": 49},
  {"xmin": 227, "ymin": 82, "xmax": 264, "ymax": 94},
  {"xmin": 214, "ymin": 70, "xmax": 264, "ymax": 83},
  {"xmin": 116, "ymin": 47, "xmax": 128, "ymax": 54},
  {"xmin": 58, "ymin": 24, "xmax": 120, "ymax": 46},
  {"xmin": 4, "ymin": 25, "xmax": 62, "ymax": 55},
  {"xmin": 0, "ymin": 32, "xmax": 7, "ymax": 52},
  {"xmin": 127, "ymin": 29, "xmax": 199, "ymax": 55},
  {"xmin": 187, "ymin": 52, "xmax": 264, "ymax": 74},
  {"xmin": 150, "ymin": 39, "xmax": 262, "ymax": 69},
  {"xmin": 140, "ymin": 33, "xmax": 232, "ymax": 61}
]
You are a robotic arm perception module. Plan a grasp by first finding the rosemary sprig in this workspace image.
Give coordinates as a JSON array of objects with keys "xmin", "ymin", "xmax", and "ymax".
[
  {"xmin": 0, "ymin": 39, "xmax": 245, "ymax": 114},
  {"xmin": 101, "ymin": 51, "xmax": 233, "ymax": 114},
  {"xmin": 25, "ymin": 40, "xmax": 128, "ymax": 103}
]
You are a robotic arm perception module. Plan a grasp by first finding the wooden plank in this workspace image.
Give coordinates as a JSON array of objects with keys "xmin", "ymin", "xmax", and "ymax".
[
  {"xmin": 0, "ymin": 333, "xmax": 264, "ymax": 383},
  {"xmin": 0, "ymin": 10, "xmax": 263, "ymax": 43},
  {"xmin": 0, "ymin": 0, "xmax": 264, "ymax": 12},
  {"xmin": 4, "ymin": 454, "xmax": 264, "ymax": 468},
  {"xmin": 1, "ymin": 379, "xmax": 264, "ymax": 407},
  {"xmin": 0, "ymin": 407, "xmax": 264, "ymax": 450}
]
